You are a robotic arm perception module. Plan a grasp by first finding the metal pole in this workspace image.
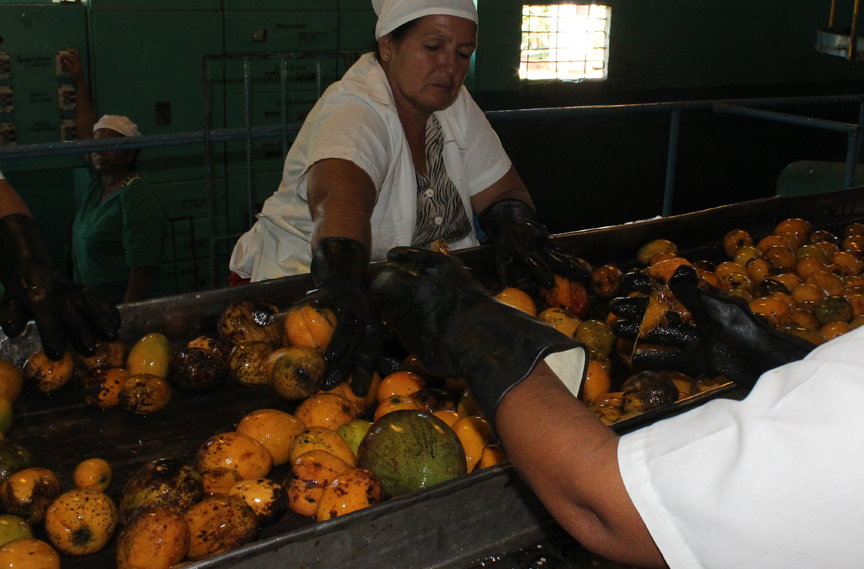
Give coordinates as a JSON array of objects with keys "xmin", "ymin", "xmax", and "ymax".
[
  {"xmin": 851, "ymin": 0, "xmax": 861, "ymax": 61},
  {"xmin": 830, "ymin": 0, "xmax": 837, "ymax": 27},
  {"xmin": 663, "ymin": 111, "xmax": 680, "ymax": 217}
]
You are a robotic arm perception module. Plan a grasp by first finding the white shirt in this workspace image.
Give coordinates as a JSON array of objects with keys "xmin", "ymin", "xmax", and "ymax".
[
  {"xmin": 229, "ymin": 53, "xmax": 512, "ymax": 281},
  {"xmin": 618, "ymin": 326, "xmax": 864, "ymax": 568}
]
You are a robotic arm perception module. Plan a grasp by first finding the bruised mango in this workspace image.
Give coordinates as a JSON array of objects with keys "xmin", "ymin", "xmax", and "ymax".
[
  {"xmin": 288, "ymin": 427, "xmax": 356, "ymax": 467},
  {"xmin": 295, "ymin": 393, "xmax": 357, "ymax": 431},
  {"xmin": 200, "ymin": 468, "xmax": 243, "ymax": 498},
  {"xmin": 81, "ymin": 367, "xmax": 127, "ymax": 408},
  {"xmin": 115, "ymin": 508, "xmax": 189, "ymax": 569},
  {"xmin": 285, "ymin": 450, "xmax": 352, "ymax": 517},
  {"xmin": 315, "ymin": 468, "xmax": 383, "ymax": 522},
  {"xmin": 270, "ymin": 346, "xmax": 325, "ymax": 402},
  {"xmin": 23, "ymin": 349, "xmax": 75, "ymax": 394},
  {"xmin": 228, "ymin": 478, "xmax": 288, "ymax": 526},
  {"xmin": 44, "ymin": 489, "xmax": 117, "ymax": 556},
  {"xmin": 118, "ymin": 458, "xmax": 203, "ymax": 525},
  {"xmin": 0, "ymin": 467, "xmax": 62, "ymax": 526},
  {"xmin": 184, "ymin": 496, "xmax": 258, "ymax": 561},
  {"xmin": 218, "ymin": 300, "xmax": 282, "ymax": 348},
  {"xmin": 195, "ymin": 432, "xmax": 273, "ymax": 480},
  {"xmin": 119, "ymin": 374, "xmax": 171, "ymax": 415}
]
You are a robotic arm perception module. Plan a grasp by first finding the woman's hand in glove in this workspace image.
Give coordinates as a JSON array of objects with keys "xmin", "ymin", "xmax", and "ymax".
[
  {"xmin": 478, "ymin": 199, "xmax": 590, "ymax": 289},
  {"xmin": 610, "ymin": 265, "xmax": 816, "ymax": 390},
  {"xmin": 370, "ymin": 247, "xmax": 584, "ymax": 427},
  {"xmin": 0, "ymin": 214, "xmax": 121, "ymax": 360},
  {"xmin": 310, "ymin": 237, "xmax": 383, "ymax": 398}
]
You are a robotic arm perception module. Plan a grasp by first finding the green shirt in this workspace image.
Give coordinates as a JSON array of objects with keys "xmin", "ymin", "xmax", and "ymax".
[{"xmin": 72, "ymin": 174, "xmax": 166, "ymax": 304}]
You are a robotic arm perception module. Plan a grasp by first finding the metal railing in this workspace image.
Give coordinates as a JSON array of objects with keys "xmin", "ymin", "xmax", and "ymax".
[{"xmin": 1, "ymin": 79, "xmax": 862, "ymax": 290}]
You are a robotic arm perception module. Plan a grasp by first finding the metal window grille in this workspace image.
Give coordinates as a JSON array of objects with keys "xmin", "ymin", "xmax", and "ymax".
[{"xmin": 520, "ymin": 4, "xmax": 611, "ymax": 81}]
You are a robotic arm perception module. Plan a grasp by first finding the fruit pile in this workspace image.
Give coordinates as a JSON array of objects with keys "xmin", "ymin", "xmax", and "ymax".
[
  {"xmin": 497, "ymin": 217, "xmax": 864, "ymax": 427},
  {"xmin": 0, "ymin": 297, "xmax": 506, "ymax": 567},
  {"xmin": 0, "ymin": 214, "xmax": 861, "ymax": 567}
]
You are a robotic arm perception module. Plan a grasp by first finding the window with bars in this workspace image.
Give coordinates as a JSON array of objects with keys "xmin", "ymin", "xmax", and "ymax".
[{"xmin": 520, "ymin": 4, "xmax": 611, "ymax": 81}]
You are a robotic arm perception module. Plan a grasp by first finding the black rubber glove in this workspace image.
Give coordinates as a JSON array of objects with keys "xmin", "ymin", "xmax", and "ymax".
[
  {"xmin": 370, "ymin": 247, "xmax": 586, "ymax": 427},
  {"xmin": 310, "ymin": 237, "xmax": 383, "ymax": 397},
  {"xmin": 478, "ymin": 199, "xmax": 590, "ymax": 290},
  {"xmin": 610, "ymin": 265, "xmax": 815, "ymax": 390},
  {"xmin": 0, "ymin": 214, "xmax": 121, "ymax": 360}
]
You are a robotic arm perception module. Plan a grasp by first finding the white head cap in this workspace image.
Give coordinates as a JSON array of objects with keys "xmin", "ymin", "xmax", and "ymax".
[
  {"xmin": 373, "ymin": 0, "xmax": 478, "ymax": 40},
  {"xmin": 93, "ymin": 115, "xmax": 141, "ymax": 137}
]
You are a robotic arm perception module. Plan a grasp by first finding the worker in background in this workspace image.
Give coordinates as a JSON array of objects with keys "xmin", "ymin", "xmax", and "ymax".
[
  {"xmin": 0, "ymin": 170, "xmax": 121, "ymax": 360},
  {"xmin": 371, "ymin": 247, "xmax": 858, "ymax": 569},
  {"xmin": 228, "ymin": 0, "xmax": 588, "ymax": 396},
  {"xmin": 60, "ymin": 48, "xmax": 167, "ymax": 305}
]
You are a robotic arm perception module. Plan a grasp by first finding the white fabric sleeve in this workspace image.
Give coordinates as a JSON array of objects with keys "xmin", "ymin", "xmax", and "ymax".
[
  {"xmin": 299, "ymin": 99, "xmax": 392, "ymax": 200},
  {"xmin": 618, "ymin": 326, "xmax": 864, "ymax": 569},
  {"xmin": 456, "ymin": 91, "xmax": 512, "ymax": 195}
]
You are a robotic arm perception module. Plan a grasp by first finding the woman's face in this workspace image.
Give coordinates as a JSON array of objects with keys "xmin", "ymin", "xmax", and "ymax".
[
  {"xmin": 92, "ymin": 128, "xmax": 134, "ymax": 174},
  {"xmin": 380, "ymin": 15, "xmax": 477, "ymax": 118}
]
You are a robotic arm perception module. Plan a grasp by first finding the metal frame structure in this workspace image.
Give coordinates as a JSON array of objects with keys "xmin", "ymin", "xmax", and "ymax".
[{"xmin": 1, "ymin": 82, "xmax": 862, "ymax": 290}]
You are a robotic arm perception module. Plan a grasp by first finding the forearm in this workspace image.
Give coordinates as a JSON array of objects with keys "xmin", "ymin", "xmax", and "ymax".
[
  {"xmin": 0, "ymin": 179, "xmax": 32, "ymax": 218},
  {"xmin": 123, "ymin": 265, "xmax": 159, "ymax": 304},
  {"xmin": 307, "ymin": 159, "xmax": 377, "ymax": 251},
  {"xmin": 495, "ymin": 363, "xmax": 665, "ymax": 568},
  {"xmin": 73, "ymin": 83, "xmax": 95, "ymax": 142}
]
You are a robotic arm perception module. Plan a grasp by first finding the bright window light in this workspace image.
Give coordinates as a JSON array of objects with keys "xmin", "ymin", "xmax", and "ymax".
[{"xmin": 520, "ymin": 4, "xmax": 611, "ymax": 81}]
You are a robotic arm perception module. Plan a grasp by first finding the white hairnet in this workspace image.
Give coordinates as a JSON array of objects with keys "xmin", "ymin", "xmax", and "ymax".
[
  {"xmin": 93, "ymin": 115, "xmax": 141, "ymax": 137},
  {"xmin": 373, "ymin": 0, "xmax": 478, "ymax": 39}
]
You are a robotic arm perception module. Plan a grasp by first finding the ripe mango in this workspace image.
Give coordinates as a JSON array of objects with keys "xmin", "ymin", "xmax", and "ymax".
[{"xmin": 127, "ymin": 333, "xmax": 172, "ymax": 379}]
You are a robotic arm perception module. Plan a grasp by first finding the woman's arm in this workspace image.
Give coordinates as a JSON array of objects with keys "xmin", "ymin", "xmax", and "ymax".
[
  {"xmin": 306, "ymin": 158, "xmax": 378, "ymax": 251},
  {"xmin": 60, "ymin": 48, "xmax": 96, "ymax": 142},
  {"xmin": 470, "ymin": 166, "xmax": 534, "ymax": 214},
  {"xmin": 495, "ymin": 363, "xmax": 666, "ymax": 568}
]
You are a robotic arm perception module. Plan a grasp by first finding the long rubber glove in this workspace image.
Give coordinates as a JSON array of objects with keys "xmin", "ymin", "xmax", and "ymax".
[
  {"xmin": 310, "ymin": 237, "xmax": 383, "ymax": 397},
  {"xmin": 610, "ymin": 265, "xmax": 815, "ymax": 390},
  {"xmin": 478, "ymin": 199, "xmax": 591, "ymax": 289},
  {"xmin": 0, "ymin": 214, "xmax": 121, "ymax": 360},
  {"xmin": 370, "ymin": 247, "xmax": 587, "ymax": 429}
]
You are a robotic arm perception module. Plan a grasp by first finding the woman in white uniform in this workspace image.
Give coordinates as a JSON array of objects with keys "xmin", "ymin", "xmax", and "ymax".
[{"xmin": 231, "ymin": 0, "xmax": 588, "ymax": 397}]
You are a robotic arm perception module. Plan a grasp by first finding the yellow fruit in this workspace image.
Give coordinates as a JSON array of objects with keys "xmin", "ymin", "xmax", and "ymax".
[
  {"xmin": 200, "ymin": 468, "xmax": 243, "ymax": 498},
  {"xmin": 580, "ymin": 359, "xmax": 612, "ymax": 405},
  {"xmin": 236, "ymin": 409, "xmax": 305, "ymax": 466},
  {"xmin": 288, "ymin": 427, "xmax": 356, "ymax": 467},
  {"xmin": 81, "ymin": 367, "xmax": 128, "ymax": 408},
  {"xmin": 44, "ymin": 489, "xmax": 117, "ymax": 556},
  {"xmin": 451, "ymin": 416, "xmax": 491, "ymax": 473},
  {"xmin": 0, "ymin": 360, "xmax": 23, "ymax": 403},
  {"xmin": 183, "ymin": 496, "xmax": 258, "ymax": 561},
  {"xmin": 316, "ymin": 468, "xmax": 383, "ymax": 522},
  {"xmin": 23, "ymin": 349, "xmax": 74, "ymax": 394},
  {"xmin": 284, "ymin": 305, "xmax": 337, "ymax": 352},
  {"xmin": 195, "ymin": 432, "xmax": 273, "ymax": 480},
  {"xmin": 373, "ymin": 394, "xmax": 422, "ymax": 422},
  {"xmin": 118, "ymin": 374, "xmax": 172, "ymax": 415},
  {"xmin": 432, "ymin": 410, "xmax": 461, "ymax": 428},
  {"xmin": 376, "ymin": 371, "xmax": 425, "ymax": 403},
  {"xmin": 286, "ymin": 450, "xmax": 352, "ymax": 517},
  {"xmin": 73, "ymin": 458, "xmax": 112, "ymax": 492},
  {"xmin": 494, "ymin": 288, "xmax": 537, "ymax": 316},
  {"xmin": 126, "ymin": 333, "xmax": 172, "ymax": 379},
  {"xmin": 0, "ymin": 538, "xmax": 60, "ymax": 568},
  {"xmin": 537, "ymin": 308, "xmax": 581, "ymax": 337},
  {"xmin": 479, "ymin": 445, "xmax": 507, "ymax": 469},
  {"xmin": 294, "ymin": 393, "xmax": 357, "ymax": 431},
  {"xmin": 115, "ymin": 508, "xmax": 189, "ymax": 569}
]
